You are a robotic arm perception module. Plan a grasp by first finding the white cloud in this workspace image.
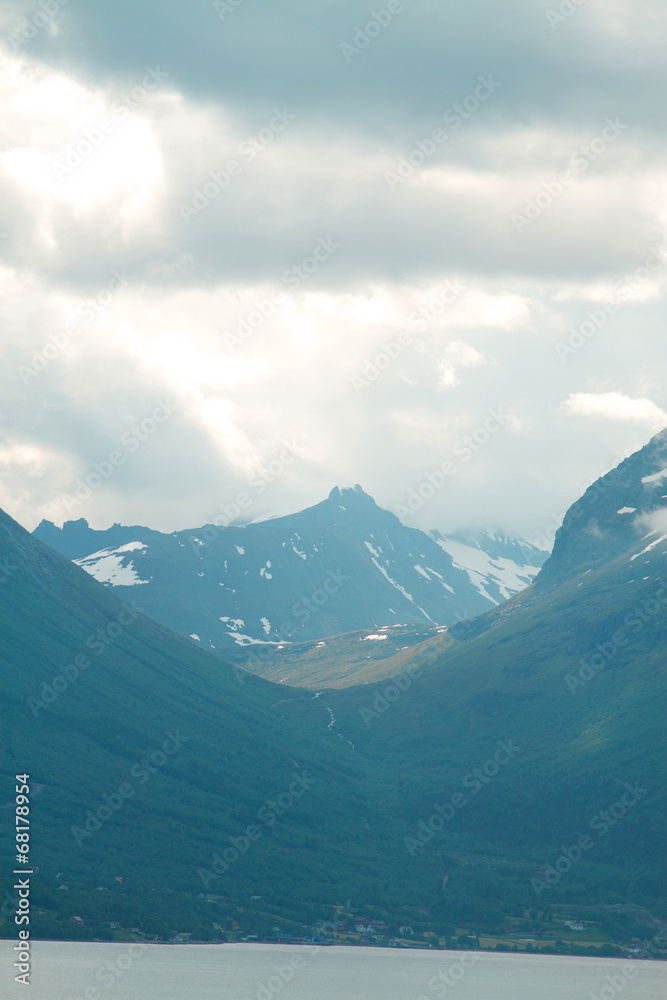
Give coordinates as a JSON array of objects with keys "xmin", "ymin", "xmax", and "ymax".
[
  {"xmin": 561, "ymin": 392, "xmax": 667, "ymax": 431},
  {"xmin": 0, "ymin": 5, "xmax": 665, "ymax": 541}
]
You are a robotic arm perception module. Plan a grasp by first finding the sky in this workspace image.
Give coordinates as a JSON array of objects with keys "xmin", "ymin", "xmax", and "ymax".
[{"xmin": 1, "ymin": 0, "xmax": 665, "ymax": 546}]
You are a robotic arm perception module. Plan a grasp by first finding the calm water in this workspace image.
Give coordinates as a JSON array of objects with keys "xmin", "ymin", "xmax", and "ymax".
[{"xmin": 2, "ymin": 941, "xmax": 666, "ymax": 999}]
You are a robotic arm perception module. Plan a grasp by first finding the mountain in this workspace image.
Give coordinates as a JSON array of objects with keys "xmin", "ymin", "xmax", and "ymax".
[
  {"xmin": 327, "ymin": 428, "xmax": 667, "ymax": 908},
  {"xmin": 430, "ymin": 528, "xmax": 547, "ymax": 606},
  {"xmin": 0, "ymin": 503, "xmax": 433, "ymax": 934},
  {"xmin": 32, "ymin": 487, "xmax": 546, "ymax": 658},
  {"xmin": 2, "ymin": 432, "xmax": 665, "ymax": 944}
]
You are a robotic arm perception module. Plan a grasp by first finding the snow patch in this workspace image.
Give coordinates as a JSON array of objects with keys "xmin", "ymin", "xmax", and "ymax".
[
  {"xmin": 260, "ymin": 617, "xmax": 271, "ymax": 635},
  {"xmin": 617, "ymin": 507, "xmax": 636, "ymax": 514},
  {"xmin": 641, "ymin": 468, "xmax": 667, "ymax": 484},
  {"xmin": 363, "ymin": 634, "xmax": 388, "ymax": 641},
  {"xmin": 74, "ymin": 543, "xmax": 150, "ymax": 587},
  {"xmin": 235, "ymin": 545, "xmax": 245, "ymax": 555},
  {"xmin": 435, "ymin": 538, "xmax": 540, "ymax": 603},
  {"xmin": 189, "ymin": 633, "xmax": 200, "ymax": 641},
  {"xmin": 630, "ymin": 533, "xmax": 667, "ymax": 560}
]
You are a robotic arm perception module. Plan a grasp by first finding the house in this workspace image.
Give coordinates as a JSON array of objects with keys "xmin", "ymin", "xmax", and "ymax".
[
  {"xmin": 354, "ymin": 923, "xmax": 374, "ymax": 934},
  {"xmin": 399, "ymin": 926, "xmax": 414, "ymax": 936},
  {"xmin": 565, "ymin": 921, "xmax": 585, "ymax": 930},
  {"xmin": 69, "ymin": 916, "xmax": 84, "ymax": 925}
]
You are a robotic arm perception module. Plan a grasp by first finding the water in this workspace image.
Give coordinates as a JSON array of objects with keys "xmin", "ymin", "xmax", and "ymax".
[{"xmin": 2, "ymin": 941, "xmax": 665, "ymax": 999}]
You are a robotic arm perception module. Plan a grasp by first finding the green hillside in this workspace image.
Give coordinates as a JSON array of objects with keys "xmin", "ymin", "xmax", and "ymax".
[{"xmin": 1, "ymin": 432, "xmax": 666, "ymax": 945}]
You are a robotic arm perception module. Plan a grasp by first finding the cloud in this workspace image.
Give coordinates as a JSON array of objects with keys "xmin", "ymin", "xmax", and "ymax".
[
  {"xmin": 437, "ymin": 341, "xmax": 486, "ymax": 390},
  {"xmin": 0, "ymin": 3, "xmax": 665, "ymax": 543},
  {"xmin": 561, "ymin": 392, "xmax": 667, "ymax": 431}
]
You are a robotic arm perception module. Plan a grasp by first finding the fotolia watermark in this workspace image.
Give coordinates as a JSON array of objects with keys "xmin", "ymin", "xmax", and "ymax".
[
  {"xmin": 394, "ymin": 407, "xmax": 508, "ymax": 518},
  {"xmin": 405, "ymin": 739, "xmax": 521, "ymax": 855},
  {"xmin": 385, "ymin": 77, "xmax": 501, "ymax": 191},
  {"xmin": 531, "ymin": 782, "xmax": 648, "ymax": 896},
  {"xmin": 512, "ymin": 119, "xmax": 628, "ymax": 232},
  {"xmin": 565, "ymin": 578, "xmax": 667, "ymax": 694}
]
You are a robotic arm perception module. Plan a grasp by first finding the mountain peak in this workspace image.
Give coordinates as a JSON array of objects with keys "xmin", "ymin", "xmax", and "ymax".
[{"xmin": 328, "ymin": 484, "xmax": 373, "ymax": 502}]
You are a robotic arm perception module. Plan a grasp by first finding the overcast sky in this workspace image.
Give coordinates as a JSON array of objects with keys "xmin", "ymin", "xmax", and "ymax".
[{"xmin": 1, "ymin": 0, "xmax": 665, "ymax": 545}]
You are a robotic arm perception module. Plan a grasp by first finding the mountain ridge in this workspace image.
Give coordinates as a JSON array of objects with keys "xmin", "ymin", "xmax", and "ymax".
[{"xmin": 33, "ymin": 488, "xmax": 547, "ymax": 657}]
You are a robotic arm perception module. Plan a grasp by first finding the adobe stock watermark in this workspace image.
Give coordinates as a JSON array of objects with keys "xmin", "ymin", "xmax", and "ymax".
[
  {"xmin": 351, "ymin": 280, "xmax": 463, "ymax": 393},
  {"xmin": 565, "ymin": 578, "xmax": 667, "ymax": 694},
  {"xmin": 385, "ymin": 77, "xmax": 501, "ymax": 191},
  {"xmin": 50, "ymin": 68, "xmax": 169, "ymax": 180},
  {"xmin": 1, "ymin": 557, "xmax": 18, "ymax": 586},
  {"xmin": 226, "ymin": 236, "xmax": 341, "ymax": 350},
  {"xmin": 417, "ymin": 951, "xmax": 482, "ymax": 1000},
  {"xmin": 545, "ymin": 0, "xmax": 589, "ymax": 30},
  {"xmin": 243, "ymin": 952, "xmax": 317, "ymax": 1000},
  {"xmin": 233, "ymin": 569, "xmax": 350, "ymax": 685},
  {"xmin": 179, "ymin": 108, "xmax": 296, "ymax": 222},
  {"xmin": 394, "ymin": 408, "xmax": 508, "ymax": 518},
  {"xmin": 530, "ymin": 450, "xmax": 631, "ymax": 551},
  {"xmin": 18, "ymin": 269, "xmax": 132, "ymax": 383},
  {"xmin": 71, "ymin": 730, "xmax": 189, "ymax": 846},
  {"xmin": 340, "ymin": 2, "xmax": 404, "ymax": 63},
  {"xmin": 359, "ymin": 631, "xmax": 454, "ymax": 728},
  {"xmin": 359, "ymin": 663, "xmax": 424, "ymax": 727},
  {"xmin": 405, "ymin": 739, "xmax": 521, "ymax": 855},
  {"xmin": 531, "ymin": 781, "xmax": 648, "ymax": 896},
  {"xmin": 190, "ymin": 442, "xmax": 303, "ymax": 551},
  {"xmin": 59, "ymin": 398, "xmax": 178, "ymax": 514},
  {"xmin": 213, "ymin": 0, "xmax": 244, "ymax": 20},
  {"xmin": 588, "ymin": 966, "xmax": 638, "ymax": 1000},
  {"xmin": 555, "ymin": 247, "xmax": 666, "ymax": 361},
  {"xmin": 512, "ymin": 118, "xmax": 628, "ymax": 232},
  {"xmin": 27, "ymin": 603, "xmax": 140, "ymax": 718},
  {"xmin": 74, "ymin": 942, "xmax": 149, "ymax": 999},
  {"xmin": 198, "ymin": 771, "xmax": 316, "ymax": 888},
  {"xmin": 7, "ymin": 0, "xmax": 70, "ymax": 51}
]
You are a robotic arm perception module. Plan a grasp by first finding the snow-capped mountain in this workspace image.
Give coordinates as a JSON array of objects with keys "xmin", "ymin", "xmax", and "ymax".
[
  {"xmin": 430, "ymin": 528, "xmax": 546, "ymax": 605},
  {"xmin": 33, "ymin": 486, "xmax": 546, "ymax": 654}
]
